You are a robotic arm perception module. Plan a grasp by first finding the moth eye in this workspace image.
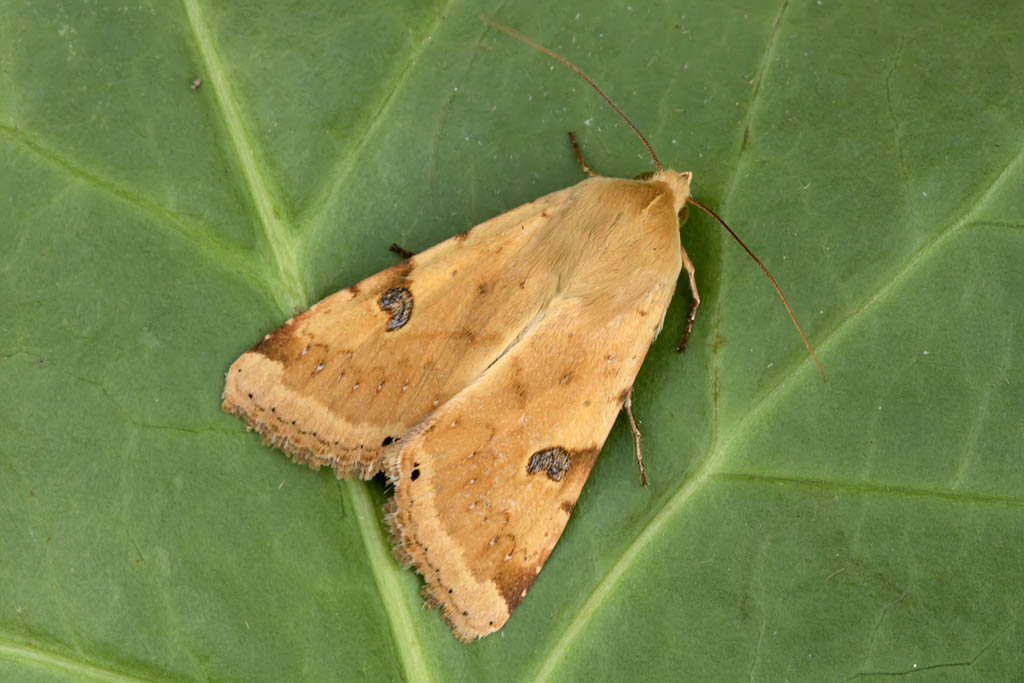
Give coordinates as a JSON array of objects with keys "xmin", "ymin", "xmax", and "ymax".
[{"xmin": 379, "ymin": 287, "xmax": 413, "ymax": 330}]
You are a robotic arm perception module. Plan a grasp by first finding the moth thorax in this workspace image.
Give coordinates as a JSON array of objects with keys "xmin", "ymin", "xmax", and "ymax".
[{"xmin": 650, "ymin": 170, "xmax": 692, "ymax": 215}]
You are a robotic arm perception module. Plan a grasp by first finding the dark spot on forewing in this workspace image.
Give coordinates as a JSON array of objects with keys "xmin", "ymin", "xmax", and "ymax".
[
  {"xmin": 251, "ymin": 331, "xmax": 287, "ymax": 361},
  {"xmin": 380, "ymin": 287, "xmax": 413, "ymax": 330},
  {"xmin": 249, "ymin": 316, "xmax": 303, "ymax": 363},
  {"xmin": 526, "ymin": 447, "xmax": 571, "ymax": 482},
  {"xmin": 501, "ymin": 572, "xmax": 536, "ymax": 611}
]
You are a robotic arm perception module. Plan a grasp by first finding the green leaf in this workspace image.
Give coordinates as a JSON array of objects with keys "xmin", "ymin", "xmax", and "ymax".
[{"xmin": 3, "ymin": 1, "xmax": 1022, "ymax": 680}]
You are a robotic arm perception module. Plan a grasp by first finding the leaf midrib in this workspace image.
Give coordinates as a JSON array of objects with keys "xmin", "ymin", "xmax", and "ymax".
[
  {"xmin": 183, "ymin": 0, "xmax": 308, "ymax": 314},
  {"xmin": 180, "ymin": 2, "xmax": 437, "ymax": 681}
]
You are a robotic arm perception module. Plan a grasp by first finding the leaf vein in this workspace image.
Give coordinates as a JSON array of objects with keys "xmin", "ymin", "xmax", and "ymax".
[
  {"xmin": 715, "ymin": 472, "xmax": 1024, "ymax": 507},
  {"xmin": 301, "ymin": 0, "xmax": 457, "ymax": 254},
  {"xmin": 181, "ymin": 0, "xmax": 307, "ymax": 312},
  {"xmin": 0, "ymin": 125, "xmax": 265, "ymax": 293}
]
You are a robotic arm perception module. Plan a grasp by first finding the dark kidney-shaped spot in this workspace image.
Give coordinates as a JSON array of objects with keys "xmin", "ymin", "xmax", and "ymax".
[
  {"xmin": 526, "ymin": 447, "xmax": 570, "ymax": 482},
  {"xmin": 379, "ymin": 287, "xmax": 413, "ymax": 330}
]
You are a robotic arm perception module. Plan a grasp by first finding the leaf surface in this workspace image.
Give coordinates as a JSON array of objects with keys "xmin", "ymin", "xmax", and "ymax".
[{"xmin": 2, "ymin": 1, "xmax": 1022, "ymax": 680}]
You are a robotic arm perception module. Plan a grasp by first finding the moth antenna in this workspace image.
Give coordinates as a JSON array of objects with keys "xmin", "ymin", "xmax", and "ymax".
[
  {"xmin": 487, "ymin": 18, "xmax": 663, "ymax": 172},
  {"xmin": 686, "ymin": 197, "xmax": 827, "ymax": 383}
]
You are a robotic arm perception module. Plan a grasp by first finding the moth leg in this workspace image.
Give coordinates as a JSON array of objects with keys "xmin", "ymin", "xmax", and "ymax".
[
  {"xmin": 623, "ymin": 386, "xmax": 648, "ymax": 487},
  {"xmin": 568, "ymin": 131, "xmax": 599, "ymax": 177},
  {"xmin": 675, "ymin": 245, "xmax": 701, "ymax": 352},
  {"xmin": 389, "ymin": 242, "xmax": 415, "ymax": 259}
]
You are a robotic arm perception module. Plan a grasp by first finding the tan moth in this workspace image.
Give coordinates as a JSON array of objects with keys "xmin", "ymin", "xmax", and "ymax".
[{"xmin": 221, "ymin": 21, "xmax": 823, "ymax": 641}]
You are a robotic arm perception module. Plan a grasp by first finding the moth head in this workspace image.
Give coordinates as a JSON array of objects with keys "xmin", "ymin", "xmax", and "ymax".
[{"xmin": 650, "ymin": 169, "xmax": 692, "ymax": 215}]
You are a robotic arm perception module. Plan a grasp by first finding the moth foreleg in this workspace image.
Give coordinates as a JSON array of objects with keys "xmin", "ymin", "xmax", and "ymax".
[
  {"xmin": 389, "ymin": 243, "xmax": 415, "ymax": 259},
  {"xmin": 675, "ymin": 245, "xmax": 701, "ymax": 352},
  {"xmin": 567, "ymin": 131, "xmax": 599, "ymax": 177},
  {"xmin": 622, "ymin": 386, "xmax": 647, "ymax": 487}
]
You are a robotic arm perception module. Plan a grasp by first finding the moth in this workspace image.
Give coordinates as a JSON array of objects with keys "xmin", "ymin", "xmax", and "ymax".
[{"xmin": 221, "ymin": 21, "xmax": 822, "ymax": 641}]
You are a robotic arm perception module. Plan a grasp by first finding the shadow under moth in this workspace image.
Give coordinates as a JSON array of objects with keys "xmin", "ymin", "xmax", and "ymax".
[{"xmin": 221, "ymin": 21, "xmax": 823, "ymax": 642}]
